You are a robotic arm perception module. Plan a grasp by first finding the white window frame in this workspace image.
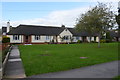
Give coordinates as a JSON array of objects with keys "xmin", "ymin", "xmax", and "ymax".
[
  {"xmin": 34, "ymin": 35, "xmax": 40, "ymax": 40},
  {"xmin": 13, "ymin": 35, "xmax": 19, "ymax": 40},
  {"xmin": 64, "ymin": 35, "xmax": 70, "ymax": 40},
  {"xmin": 46, "ymin": 36, "xmax": 51, "ymax": 40}
]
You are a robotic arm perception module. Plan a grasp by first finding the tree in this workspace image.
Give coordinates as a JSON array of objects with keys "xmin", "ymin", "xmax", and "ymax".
[
  {"xmin": 75, "ymin": 3, "xmax": 115, "ymax": 47},
  {"xmin": 116, "ymin": 14, "xmax": 120, "ymax": 28}
]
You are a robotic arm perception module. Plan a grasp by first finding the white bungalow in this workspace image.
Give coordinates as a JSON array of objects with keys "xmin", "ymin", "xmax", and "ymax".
[{"xmin": 2, "ymin": 22, "xmax": 99, "ymax": 44}]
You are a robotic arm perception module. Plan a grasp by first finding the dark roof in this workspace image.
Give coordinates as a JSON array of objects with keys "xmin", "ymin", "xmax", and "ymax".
[
  {"xmin": 68, "ymin": 28, "xmax": 78, "ymax": 36},
  {"xmin": 2, "ymin": 26, "xmax": 15, "ymax": 33},
  {"xmin": 7, "ymin": 24, "xmax": 65, "ymax": 36},
  {"xmin": 7, "ymin": 24, "xmax": 99, "ymax": 36},
  {"xmin": 2, "ymin": 27, "xmax": 7, "ymax": 33},
  {"xmin": 68, "ymin": 28, "xmax": 98, "ymax": 36}
]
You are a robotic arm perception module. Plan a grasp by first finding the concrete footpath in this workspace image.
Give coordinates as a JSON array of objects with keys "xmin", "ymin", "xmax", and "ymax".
[
  {"xmin": 3, "ymin": 45, "xmax": 26, "ymax": 78},
  {"xmin": 29, "ymin": 60, "xmax": 119, "ymax": 78}
]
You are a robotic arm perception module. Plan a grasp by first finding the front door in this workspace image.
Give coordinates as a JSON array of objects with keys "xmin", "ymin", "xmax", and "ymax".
[{"xmin": 24, "ymin": 35, "xmax": 31, "ymax": 44}]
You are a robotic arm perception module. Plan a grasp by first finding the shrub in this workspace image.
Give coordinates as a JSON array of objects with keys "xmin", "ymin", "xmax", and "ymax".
[
  {"xmin": 100, "ymin": 39, "xmax": 112, "ymax": 43},
  {"xmin": 106, "ymin": 39, "xmax": 112, "ymax": 43},
  {"xmin": 77, "ymin": 40, "xmax": 82, "ymax": 43},
  {"xmin": 2, "ymin": 36, "xmax": 10, "ymax": 43},
  {"xmin": 100, "ymin": 39, "xmax": 106, "ymax": 43}
]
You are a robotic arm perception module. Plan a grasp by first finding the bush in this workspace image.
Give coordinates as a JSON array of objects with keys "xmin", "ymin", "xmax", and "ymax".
[
  {"xmin": 2, "ymin": 36, "xmax": 10, "ymax": 43},
  {"xmin": 100, "ymin": 39, "xmax": 112, "ymax": 43},
  {"xmin": 77, "ymin": 40, "xmax": 82, "ymax": 43},
  {"xmin": 100, "ymin": 39, "xmax": 106, "ymax": 43},
  {"xmin": 106, "ymin": 39, "xmax": 112, "ymax": 43}
]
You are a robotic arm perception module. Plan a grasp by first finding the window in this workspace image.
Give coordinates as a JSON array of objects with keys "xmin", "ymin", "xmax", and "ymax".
[
  {"xmin": 46, "ymin": 36, "xmax": 51, "ymax": 40},
  {"xmin": 13, "ymin": 35, "xmax": 19, "ymax": 40},
  {"xmin": 76, "ymin": 37, "xmax": 79, "ymax": 40},
  {"xmin": 35, "ymin": 35, "xmax": 40, "ymax": 40},
  {"xmin": 63, "ymin": 35, "xmax": 69, "ymax": 40},
  {"xmin": 65, "ymin": 29, "xmax": 67, "ymax": 31}
]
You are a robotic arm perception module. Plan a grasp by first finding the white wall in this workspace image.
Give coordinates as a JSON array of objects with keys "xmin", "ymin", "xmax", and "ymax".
[
  {"xmin": 31, "ymin": 35, "xmax": 54, "ymax": 43},
  {"xmin": 7, "ymin": 35, "xmax": 24, "ymax": 43},
  {"xmin": 96, "ymin": 37, "xmax": 99, "ymax": 42},
  {"xmin": 59, "ymin": 29, "xmax": 73, "ymax": 37},
  {"xmin": 57, "ymin": 36, "xmax": 62, "ymax": 42},
  {"xmin": 86, "ymin": 37, "xmax": 90, "ymax": 42},
  {"xmin": 7, "ymin": 34, "xmax": 99, "ymax": 43},
  {"xmin": 87, "ymin": 37, "xmax": 96, "ymax": 42},
  {"xmin": 59, "ymin": 29, "xmax": 73, "ymax": 42},
  {"xmin": 91, "ymin": 37, "xmax": 94, "ymax": 41}
]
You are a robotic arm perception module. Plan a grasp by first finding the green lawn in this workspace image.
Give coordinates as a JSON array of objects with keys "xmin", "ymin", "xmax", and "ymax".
[
  {"xmin": 113, "ymin": 76, "xmax": 120, "ymax": 80},
  {"xmin": 19, "ymin": 43, "xmax": 119, "ymax": 76}
]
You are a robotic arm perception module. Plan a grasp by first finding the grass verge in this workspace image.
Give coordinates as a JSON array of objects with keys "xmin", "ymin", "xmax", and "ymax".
[
  {"xmin": 113, "ymin": 76, "xmax": 120, "ymax": 80},
  {"xmin": 19, "ymin": 43, "xmax": 118, "ymax": 76}
]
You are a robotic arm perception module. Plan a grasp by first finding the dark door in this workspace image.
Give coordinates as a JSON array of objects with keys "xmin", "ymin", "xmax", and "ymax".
[
  {"xmin": 83, "ymin": 36, "xmax": 87, "ymax": 42},
  {"xmin": 25, "ymin": 36, "xmax": 29, "ymax": 43},
  {"xmin": 24, "ymin": 35, "xmax": 31, "ymax": 44}
]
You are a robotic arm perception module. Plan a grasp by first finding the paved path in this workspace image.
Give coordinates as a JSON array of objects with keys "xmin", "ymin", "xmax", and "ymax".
[
  {"xmin": 3, "ymin": 45, "xmax": 26, "ymax": 78},
  {"xmin": 29, "ymin": 60, "xmax": 119, "ymax": 78}
]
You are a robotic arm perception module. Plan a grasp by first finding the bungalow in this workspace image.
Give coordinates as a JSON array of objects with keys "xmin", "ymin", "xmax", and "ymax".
[{"xmin": 2, "ymin": 22, "xmax": 99, "ymax": 44}]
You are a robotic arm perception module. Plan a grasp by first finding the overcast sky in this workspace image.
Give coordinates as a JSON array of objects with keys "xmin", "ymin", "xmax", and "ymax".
[{"xmin": 2, "ymin": 1, "xmax": 119, "ymax": 28}]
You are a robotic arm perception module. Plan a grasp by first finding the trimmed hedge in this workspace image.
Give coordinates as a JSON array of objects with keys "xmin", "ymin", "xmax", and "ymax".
[{"xmin": 2, "ymin": 36, "xmax": 10, "ymax": 43}]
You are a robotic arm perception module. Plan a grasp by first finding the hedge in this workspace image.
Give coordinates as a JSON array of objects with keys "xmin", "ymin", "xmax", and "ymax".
[{"xmin": 2, "ymin": 36, "xmax": 10, "ymax": 43}]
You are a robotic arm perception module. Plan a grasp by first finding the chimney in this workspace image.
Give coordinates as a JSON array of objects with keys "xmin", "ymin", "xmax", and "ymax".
[
  {"xmin": 7, "ymin": 21, "xmax": 10, "ymax": 33},
  {"xmin": 61, "ymin": 25, "xmax": 65, "ymax": 28}
]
